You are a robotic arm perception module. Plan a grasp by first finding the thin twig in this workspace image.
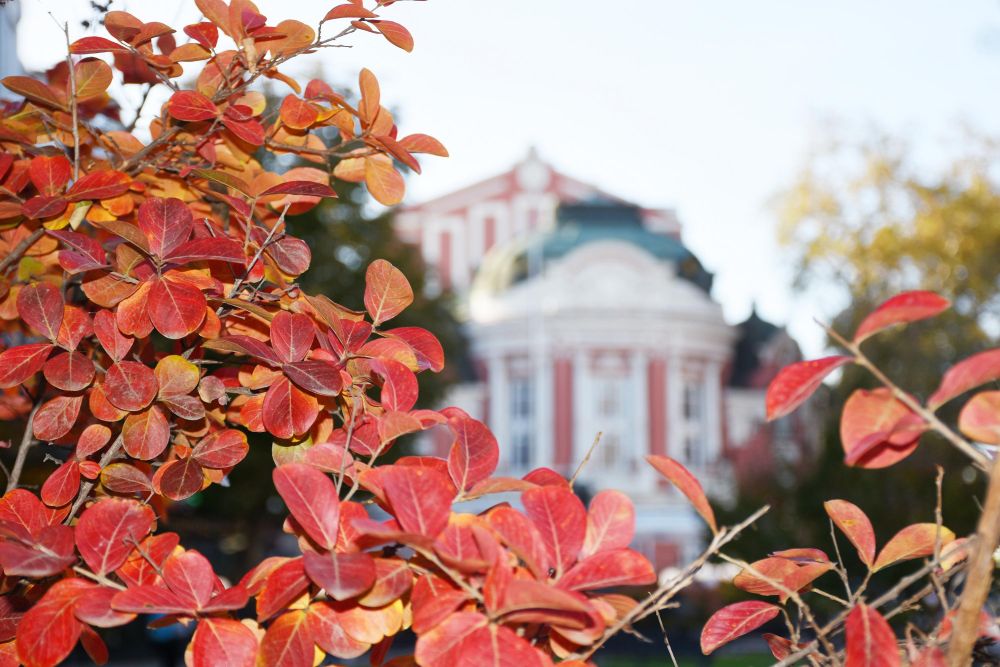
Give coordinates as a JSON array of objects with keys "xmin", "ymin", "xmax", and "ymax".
[
  {"xmin": 72, "ymin": 565, "xmax": 126, "ymax": 590},
  {"xmin": 570, "ymin": 432, "xmax": 602, "ymax": 488},
  {"xmin": 66, "ymin": 434, "xmax": 124, "ymax": 522},
  {"xmin": 0, "ymin": 228, "xmax": 45, "ymax": 273},
  {"xmin": 62, "ymin": 21, "xmax": 80, "ymax": 181},
  {"xmin": 6, "ymin": 401, "xmax": 41, "ymax": 493}
]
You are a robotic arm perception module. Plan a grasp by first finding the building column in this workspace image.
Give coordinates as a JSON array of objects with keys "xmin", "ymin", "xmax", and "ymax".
[
  {"xmin": 705, "ymin": 359, "xmax": 723, "ymax": 464},
  {"xmin": 647, "ymin": 357, "xmax": 667, "ymax": 458},
  {"xmin": 487, "ymin": 354, "xmax": 509, "ymax": 469},
  {"xmin": 571, "ymin": 348, "xmax": 589, "ymax": 470},
  {"xmin": 553, "ymin": 356, "xmax": 573, "ymax": 470},
  {"xmin": 630, "ymin": 350, "xmax": 648, "ymax": 473},
  {"xmin": 667, "ymin": 349, "xmax": 682, "ymax": 461},
  {"xmin": 534, "ymin": 347, "xmax": 552, "ymax": 470}
]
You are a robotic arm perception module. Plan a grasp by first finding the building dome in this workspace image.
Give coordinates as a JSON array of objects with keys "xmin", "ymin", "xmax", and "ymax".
[{"xmin": 471, "ymin": 202, "xmax": 713, "ymax": 297}]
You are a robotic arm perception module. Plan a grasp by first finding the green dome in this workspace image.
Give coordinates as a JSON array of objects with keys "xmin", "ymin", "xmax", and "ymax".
[{"xmin": 473, "ymin": 202, "xmax": 713, "ymax": 294}]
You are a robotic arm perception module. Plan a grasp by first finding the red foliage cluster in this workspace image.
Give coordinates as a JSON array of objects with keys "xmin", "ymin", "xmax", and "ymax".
[{"xmin": 0, "ymin": 2, "xmax": 701, "ymax": 666}]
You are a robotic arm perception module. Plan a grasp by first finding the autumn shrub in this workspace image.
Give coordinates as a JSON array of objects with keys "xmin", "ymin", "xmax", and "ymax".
[{"xmin": 0, "ymin": 2, "xmax": 740, "ymax": 666}]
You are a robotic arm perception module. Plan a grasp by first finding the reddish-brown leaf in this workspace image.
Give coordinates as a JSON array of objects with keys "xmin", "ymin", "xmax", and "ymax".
[
  {"xmin": 262, "ymin": 377, "xmax": 320, "ymax": 439},
  {"xmin": 122, "ymin": 406, "xmax": 170, "ymax": 460},
  {"xmin": 66, "ymin": 170, "xmax": 130, "ymax": 201},
  {"xmin": 148, "ymin": 276, "xmax": 206, "ymax": 339},
  {"xmin": 29, "ymin": 155, "xmax": 72, "ymax": 196},
  {"xmin": 1, "ymin": 75, "xmax": 66, "ymax": 110},
  {"xmin": 163, "ymin": 550, "xmax": 214, "ymax": 610},
  {"xmin": 766, "ymin": 356, "xmax": 851, "ymax": 421},
  {"xmin": 0, "ymin": 524, "xmax": 75, "ymax": 577},
  {"xmin": 303, "ymin": 550, "xmax": 376, "ymax": 601},
  {"xmin": 51, "ymin": 229, "xmax": 107, "ymax": 274},
  {"xmin": 487, "ymin": 506, "xmax": 553, "ymax": 579},
  {"xmin": 16, "ymin": 579, "xmax": 85, "ymax": 667},
  {"xmin": 841, "ymin": 388, "xmax": 923, "ymax": 468},
  {"xmin": 77, "ymin": 423, "xmax": 112, "ymax": 459},
  {"xmin": 17, "ymin": 282, "xmax": 64, "ymax": 341},
  {"xmin": 825, "ymin": 499, "xmax": 876, "ymax": 568},
  {"xmin": 371, "ymin": 358, "xmax": 418, "ymax": 412},
  {"xmin": 43, "ymin": 351, "xmax": 95, "ymax": 391},
  {"xmin": 646, "ymin": 454, "xmax": 717, "ymax": 533},
  {"xmin": 844, "ymin": 603, "xmax": 900, "ymax": 666},
  {"xmin": 74, "ymin": 58, "xmax": 113, "ymax": 100},
  {"xmin": 69, "ymin": 36, "xmax": 131, "ymax": 54},
  {"xmin": 279, "ymin": 95, "xmax": 319, "ymax": 130},
  {"xmin": 93, "ymin": 309, "xmax": 132, "ymax": 362},
  {"xmin": 137, "ymin": 197, "xmax": 193, "ymax": 258},
  {"xmin": 381, "ymin": 465, "xmax": 454, "ymax": 539},
  {"xmin": 0, "ymin": 343, "xmax": 53, "ymax": 388},
  {"xmin": 282, "ymin": 360, "xmax": 343, "ymax": 397},
  {"xmin": 273, "ymin": 464, "xmax": 340, "ymax": 549},
  {"xmin": 183, "ymin": 22, "xmax": 219, "ymax": 49},
  {"xmin": 414, "ymin": 611, "xmax": 487, "ymax": 666},
  {"xmin": 522, "ymin": 484, "xmax": 587, "ymax": 574},
  {"xmin": 928, "ymin": 348, "xmax": 1000, "ymax": 410},
  {"xmin": 192, "ymin": 429, "xmax": 248, "ymax": 469},
  {"xmin": 364, "ymin": 259, "xmax": 413, "ymax": 326},
  {"xmin": 222, "ymin": 116, "xmax": 265, "ymax": 145},
  {"xmin": 853, "ymin": 291, "xmax": 950, "ymax": 342},
  {"xmin": 384, "ymin": 326, "xmax": 445, "ymax": 372},
  {"xmin": 873, "ymin": 523, "xmax": 955, "ymax": 572},
  {"xmin": 270, "ymin": 311, "xmax": 314, "ymax": 363},
  {"xmin": 165, "ymin": 236, "xmax": 246, "ymax": 264},
  {"xmin": 192, "ymin": 618, "xmax": 257, "ymax": 667},
  {"xmin": 259, "ymin": 181, "xmax": 337, "ymax": 198},
  {"xmin": 155, "ymin": 458, "xmax": 206, "ymax": 501},
  {"xmin": 33, "ymin": 395, "xmax": 83, "ymax": 442},
  {"xmin": 105, "ymin": 360, "xmax": 158, "ymax": 412},
  {"xmin": 100, "ymin": 462, "xmax": 153, "ymax": 496},
  {"xmin": 76, "ymin": 498, "xmax": 155, "ymax": 575},
  {"xmin": 558, "ymin": 548, "xmax": 655, "ymax": 591},
  {"xmin": 700, "ymin": 601, "xmax": 780, "ymax": 655},
  {"xmin": 72, "ymin": 584, "xmax": 135, "ymax": 628},
  {"xmin": 307, "ymin": 601, "xmax": 370, "ymax": 659},
  {"xmin": 167, "ymin": 89, "xmax": 218, "ymax": 121}
]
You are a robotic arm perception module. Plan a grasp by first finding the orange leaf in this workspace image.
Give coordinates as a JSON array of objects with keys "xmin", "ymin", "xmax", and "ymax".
[
  {"xmin": 372, "ymin": 20, "xmax": 413, "ymax": 52},
  {"xmin": 959, "ymin": 390, "xmax": 1000, "ymax": 444},
  {"xmin": 853, "ymin": 291, "xmax": 950, "ymax": 343},
  {"xmin": 873, "ymin": 523, "xmax": 955, "ymax": 572},
  {"xmin": 824, "ymin": 499, "xmax": 876, "ymax": 568},
  {"xmin": 646, "ymin": 454, "xmax": 717, "ymax": 533},
  {"xmin": 364, "ymin": 156, "xmax": 405, "ymax": 206},
  {"xmin": 701, "ymin": 601, "xmax": 780, "ymax": 655},
  {"xmin": 766, "ymin": 356, "xmax": 851, "ymax": 421}
]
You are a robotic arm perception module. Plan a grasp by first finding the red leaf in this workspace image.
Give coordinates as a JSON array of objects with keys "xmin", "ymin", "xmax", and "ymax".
[
  {"xmin": 183, "ymin": 22, "xmax": 219, "ymax": 49},
  {"xmin": 825, "ymin": 499, "xmax": 876, "ymax": 568},
  {"xmin": 646, "ymin": 454, "xmax": 717, "ymax": 533},
  {"xmin": 166, "ymin": 236, "xmax": 246, "ymax": 264},
  {"xmin": 66, "ymin": 170, "xmax": 130, "ymax": 201},
  {"xmin": 270, "ymin": 311, "xmax": 315, "ymax": 363},
  {"xmin": 154, "ymin": 354, "xmax": 200, "ymax": 397},
  {"xmin": 69, "ymin": 36, "xmax": 131, "ymax": 54},
  {"xmin": 16, "ymin": 579, "xmax": 85, "ymax": 667},
  {"xmin": 260, "ymin": 180, "xmax": 336, "ymax": 198},
  {"xmin": 167, "ymin": 90, "xmax": 218, "ymax": 121},
  {"xmin": 582, "ymin": 489, "xmax": 635, "ymax": 557},
  {"xmin": 105, "ymin": 361, "xmax": 158, "ymax": 412},
  {"xmin": 358, "ymin": 557, "xmax": 412, "ymax": 607},
  {"xmin": 766, "ymin": 356, "xmax": 851, "ymax": 420},
  {"xmin": 487, "ymin": 506, "xmax": 553, "ymax": 579},
  {"xmin": 303, "ymin": 550, "xmax": 376, "ymax": 601},
  {"xmin": 21, "ymin": 195, "xmax": 68, "ymax": 219},
  {"xmin": 371, "ymin": 358, "xmax": 418, "ymax": 412},
  {"xmin": 324, "ymin": 4, "xmax": 378, "ymax": 20},
  {"xmin": 122, "ymin": 405, "xmax": 170, "ymax": 460},
  {"xmin": 444, "ymin": 408, "xmax": 499, "ymax": 493},
  {"xmin": 100, "ymin": 462, "xmax": 153, "ymax": 495},
  {"xmin": 206, "ymin": 335, "xmax": 280, "ymax": 365},
  {"xmin": 43, "ymin": 351, "xmax": 95, "ymax": 391},
  {"xmin": 163, "ymin": 550, "xmax": 214, "ymax": 610},
  {"xmin": 222, "ymin": 116, "xmax": 265, "ymax": 145},
  {"xmin": 32, "ymin": 395, "xmax": 83, "ymax": 441},
  {"xmin": 928, "ymin": 348, "xmax": 1000, "ymax": 410},
  {"xmin": 844, "ymin": 603, "xmax": 900, "ymax": 666},
  {"xmin": 306, "ymin": 602, "xmax": 370, "ymax": 659},
  {"xmin": 372, "ymin": 20, "xmax": 413, "ymax": 52},
  {"xmin": 73, "ymin": 584, "xmax": 135, "ymax": 628},
  {"xmin": 28, "ymin": 155, "xmax": 72, "ymax": 196},
  {"xmin": 41, "ymin": 460, "xmax": 81, "ymax": 507},
  {"xmin": 458, "ymin": 623, "xmax": 547, "ymax": 667},
  {"xmin": 384, "ymin": 326, "xmax": 445, "ymax": 372},
  {"xmin": 93, "ymin": 309, "xmax": 132, "ymax": 362},
  {"xmin": 17, "ymin": 282, "xmax": 64, "ymax": 341},
  {"xmin": 0, "ymin": 489, "xmax": 51, "ymax": 541},
  {"xmin": 959, "ymin": 390, "xmax": 1000, "ymax": 444},
  {"xmin": 50, "ymin": 230, "xmax": 107, "ymax": 274},
  {"xmin": 414, "ymin": 612, "xmax": 487, "ymax": 666},
  {"xmin": 841, "ymin": 388, "xmax": 923, "ymax": 468},
  {"xmin": 154, "ymin": 458, "xmax": 205, "ymax": 501},
  {"xmin": 282, "ymin": 360, "xmax": 343, "ymax": 397},
  {"xmin": 0, "ymin": 343, "xmax": 52, "ymax": 388},
  {"xmin": 558, "ymin": 548, "xmax": 655, "ymax": 591},
  {"xmin": 110, "ymin": 585, "xmax": 192, "ymax": 615},
  {"xmin": 192, "ymin": 429, "xmax": 248, "ymax": 468},
  {"xmin": 1, "ymin": 75, "xmax": 66, "ymax": 110},
  {"xmin": 192, "ymin": 618, "xmax": 258, "ymax": 667},
  {"xmin": 700, "ymin": 601, "xmax": 780, "ymax": 655},
  {"xmin": 521, "ymin": 484, "xmax": 586, "ymax": 574},
  {"xmin": 263, "ymin": 377, "xmax": 320, "ymax": 439},
  {"xmin": 255, "ymin": 558, "xmax": 309, "ymax": 621},
  {"xmin": 381, "ymin": 465, "xmax": 454, "ymax": 539},
  {"xmin": 76, "ymin": 498, "xmax": 155, "ymax": 575},
  {"xmin": 137, "ymin": 197, "xmax": 193, "ymax": 258},
  {"xmin": 266, "ymin": 236, "xmax": 311, "ymax": 275},
  {"xmin": 258, "ymin": 610, "xmax": 314, "ymax": 667},
  {"xmin": 364, "ymin": 259, "xmax": 413, "ymax": 326},
  {"xmin": 273, "ymin": 464, "xmax": 340, "ymax": 549},
  {"xmin": 148, "ymin": 276, "xmax": 206, "ymax": 339},
  {"xmin": 0, "ymin": 525, "xmax": 75, "ymax": 577},
  {"xmin": 854, "ymin": 291, "xmax": 950, "ymax": 343}
]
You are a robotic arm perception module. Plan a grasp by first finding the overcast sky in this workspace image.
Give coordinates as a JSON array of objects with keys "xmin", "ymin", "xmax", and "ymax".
[{"xmin": 16, "ymin": 0, "xmax": 1000, "ymax": 354}]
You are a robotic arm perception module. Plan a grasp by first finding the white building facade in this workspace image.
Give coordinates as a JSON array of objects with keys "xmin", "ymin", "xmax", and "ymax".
[{"xmin": 398, "ymin": 151, "xmax": 807, "ymax": 568}]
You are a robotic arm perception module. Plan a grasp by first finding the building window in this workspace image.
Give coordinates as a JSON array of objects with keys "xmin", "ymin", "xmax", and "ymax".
[
  {"xmin": 509, "ymin": 377, "xmax": 533, "ymax": 471},
  {"xmin": 683, "ymin": 380, "xmax": 705, "ymax": 466},
  {"xmin": 593, "ymin": 376, "xmax": 629, "ymax": 470}
]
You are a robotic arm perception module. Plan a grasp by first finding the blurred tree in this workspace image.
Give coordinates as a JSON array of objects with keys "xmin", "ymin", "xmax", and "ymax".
[{"xmin": 721, "ymin": 129, "xmax": 998, "ymax": 563}]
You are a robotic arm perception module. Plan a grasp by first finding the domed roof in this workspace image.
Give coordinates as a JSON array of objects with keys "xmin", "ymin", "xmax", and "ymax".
[{"xmin": 473, "ymin": 201, "xmax": 713, "ymax": 294}]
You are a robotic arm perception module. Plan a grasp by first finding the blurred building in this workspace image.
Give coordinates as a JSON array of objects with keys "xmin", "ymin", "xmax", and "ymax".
[{"xmin": 397, "ymin": 150, "xmax": 815, "ymax": 567}]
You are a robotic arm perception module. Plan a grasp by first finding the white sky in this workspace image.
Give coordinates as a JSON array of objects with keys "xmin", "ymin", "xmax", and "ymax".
[{"xmin": 16, "ymin": 0, "xmax": 1000, "ymax": 355}]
